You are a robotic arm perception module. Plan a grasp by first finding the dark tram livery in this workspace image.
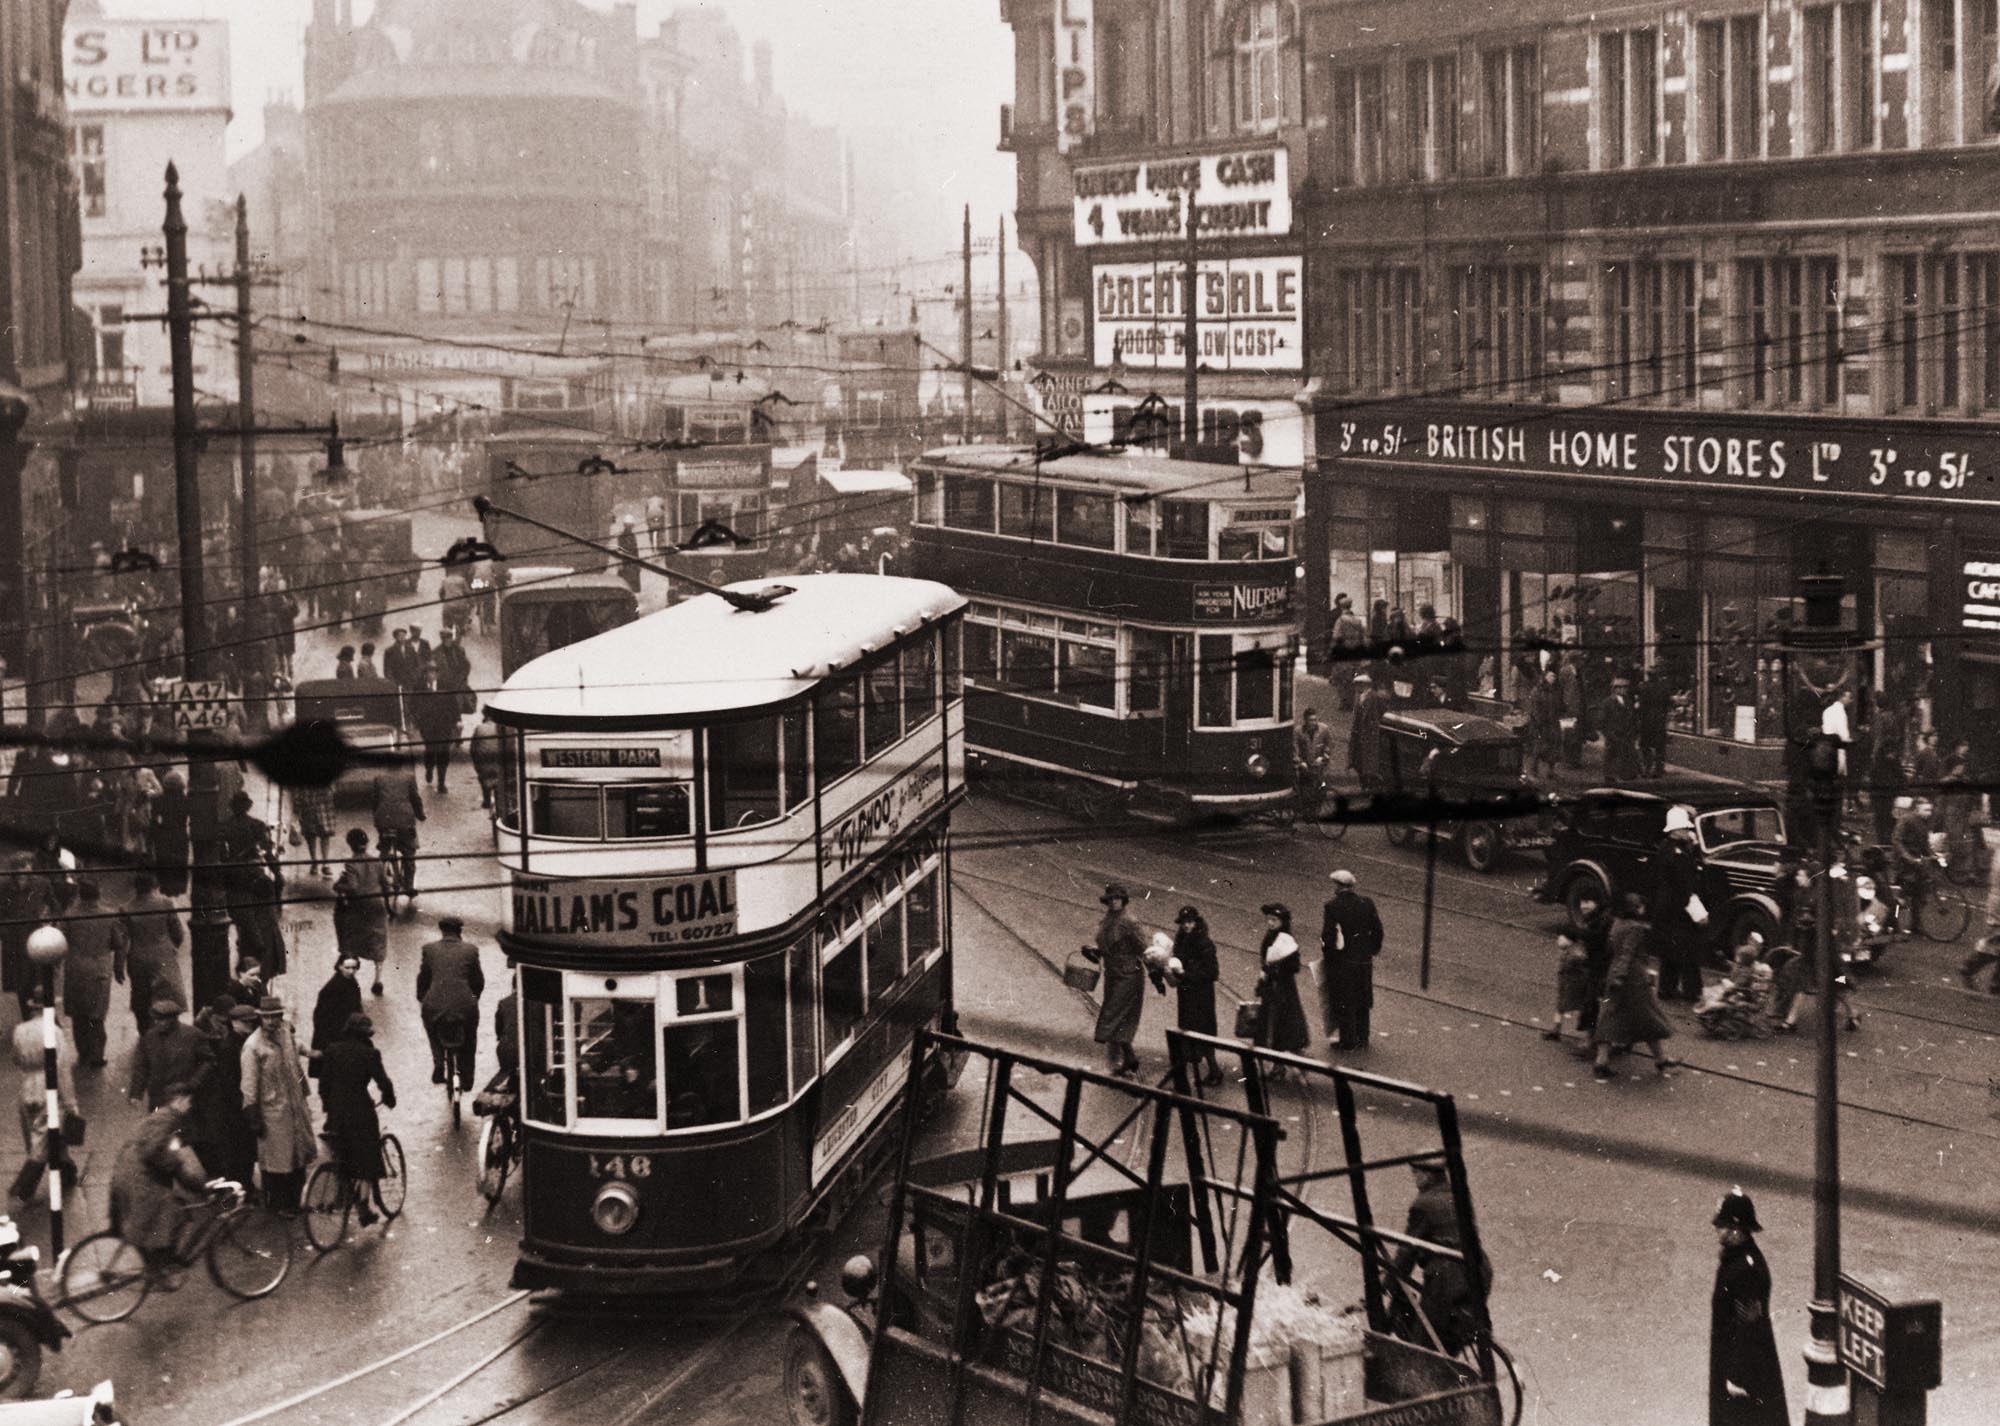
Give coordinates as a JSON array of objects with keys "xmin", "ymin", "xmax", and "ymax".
[
  {"xmin": 906, "ymin": 445, "xmax": 1300, "ymax": 816},
  {"xmin": 484, "ymin": 574, "xmax": 967, "ymax": 1297}
]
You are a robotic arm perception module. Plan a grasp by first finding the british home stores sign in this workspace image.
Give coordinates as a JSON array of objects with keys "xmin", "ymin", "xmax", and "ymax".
[
  {"xmin": 1332, "ymin": 405, "xmax": 2000, "ymax": 504},
  {"xmin": 1072, "ymin": 148, "xmax": 1291, "ymax": 247}
]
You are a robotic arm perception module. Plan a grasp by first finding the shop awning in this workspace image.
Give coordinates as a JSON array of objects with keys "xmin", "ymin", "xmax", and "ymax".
[{"xmin": 820, "ymin": 468, "xmax": 912, "ymax": 496}]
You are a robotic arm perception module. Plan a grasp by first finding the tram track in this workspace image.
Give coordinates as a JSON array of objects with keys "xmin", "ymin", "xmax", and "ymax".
[{"xmin": 952, "ymin": 802, "xmax": 2000, "ymax": 1135}]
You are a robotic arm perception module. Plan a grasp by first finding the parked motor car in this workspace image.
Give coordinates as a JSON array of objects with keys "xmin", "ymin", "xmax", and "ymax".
[
  {"xmin": 1534, "ymin": 780, "xmax": 1790, "ymax": 947},
  {"xmin": 292, "ymin": 675, "xmax": 405, "ymax": 808},
  {"xmin": 1365, "ymin": 707, "xmax": 1550, "ymax": 873}
]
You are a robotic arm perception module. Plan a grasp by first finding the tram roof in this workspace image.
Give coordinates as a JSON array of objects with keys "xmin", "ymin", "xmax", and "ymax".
[
  {"xmin": 486, "ymin": 573, "xmax": 966, "ymax": 726},
  {"xmin": 916, "ymin": 444, "xmax": 1299, "ymax": 502}
]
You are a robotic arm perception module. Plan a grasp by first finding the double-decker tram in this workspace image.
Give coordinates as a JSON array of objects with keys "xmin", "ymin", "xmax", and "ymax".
[
  {"xmin": 906, "ymin": 445, "xmax": 1300, "ymax": 818},
  {"xmin": 484, "ymin": 573, "xmax": 967, "ymax": 1299}
]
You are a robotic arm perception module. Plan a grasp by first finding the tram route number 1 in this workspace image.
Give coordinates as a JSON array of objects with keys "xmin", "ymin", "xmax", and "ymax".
[{"xmin": 588, "ymin": 1153, "xmax": 652, "ymax": 1180}]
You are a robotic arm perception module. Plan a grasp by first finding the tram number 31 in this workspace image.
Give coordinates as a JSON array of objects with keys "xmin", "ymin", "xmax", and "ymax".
[{"xmin": 588, "ymin": 1153, "xmax": 653, "ymax": 1180}]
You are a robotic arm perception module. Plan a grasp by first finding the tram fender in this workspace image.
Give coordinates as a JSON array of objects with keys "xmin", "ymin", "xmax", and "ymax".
[{"xmin": 785, "ymin": 1301, "xmax": 871, "ymax": 1408}]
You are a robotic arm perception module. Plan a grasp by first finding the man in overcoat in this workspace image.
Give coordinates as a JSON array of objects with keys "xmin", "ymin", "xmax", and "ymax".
[
  {"xmin": 1653, "ymin": 806, "xmax": 1708, "ymax": 1001},
  {"xmin": 1320, "ymin": 869, "xmax": 1384, "ymax": 1051},
  {"xmin": 1710, "ymin": 1188, "xmax": 1788, "ymax": 1425},
  {"xmin": 110, "ymin": 1082, "xmax": 211, "ymax": 1270},
  {"xmin": 1348, "ymin": 676, "xmax": 1384, "ymax": 785},
  {"xmin": 417, "ymin": 915, "xmax": 485, "ymax": 1087},
  {"xmin": 1085, "ymin": 885, "xmax": 1147, "ymax": 1076},
  {"xmin": 127, "ymin": 998, "xmax": 208, "ymax": 1111},
  {"xmin": 241, "ymin": 996, "xmax": 315, "ymax": 1212}
]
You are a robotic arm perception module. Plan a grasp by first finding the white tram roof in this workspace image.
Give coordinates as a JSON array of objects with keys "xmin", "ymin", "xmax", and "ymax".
[
  {"xmin": 917, "ymin": 444, "xmax": 1299, "ymax": 503},
  {"xmin": 486, "ymin": 573, "xmax": 965, "ymax": 727}
]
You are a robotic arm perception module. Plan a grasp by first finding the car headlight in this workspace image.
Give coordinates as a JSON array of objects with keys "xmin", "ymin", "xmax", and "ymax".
[
  {"xmin": 1245, "ymin": 752, "xmax": 1270, "ymax": 779},
  {"xmin": 591, "ymin": 1182, "xmax": 640, "ymax": 1236}
]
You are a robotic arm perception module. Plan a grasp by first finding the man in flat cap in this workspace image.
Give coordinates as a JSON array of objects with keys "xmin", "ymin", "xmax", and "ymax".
[{"xmin": 1321, "ymin": 869, "xmax": 1384, "ymax": 1052}]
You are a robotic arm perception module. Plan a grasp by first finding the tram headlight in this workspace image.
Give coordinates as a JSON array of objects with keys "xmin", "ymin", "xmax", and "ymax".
[
  {"xmin": 1245, "ymin": 752, "xmax": 1271, "ymax": 780},
  {"xmin": 592, "ymin": 1182, "xmax": 641, "ymax": 1236}
]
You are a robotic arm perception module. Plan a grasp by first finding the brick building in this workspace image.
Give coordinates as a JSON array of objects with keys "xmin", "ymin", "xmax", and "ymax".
[{"xmin": 1298, "ymin": 0, "xmax": 2000, "ymax": 778}]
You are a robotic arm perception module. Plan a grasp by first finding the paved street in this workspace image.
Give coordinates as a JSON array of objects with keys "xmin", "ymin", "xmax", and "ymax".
[{"xmin": 6, "ymin": 506, "xmax": 1995, "ymax": 1422}]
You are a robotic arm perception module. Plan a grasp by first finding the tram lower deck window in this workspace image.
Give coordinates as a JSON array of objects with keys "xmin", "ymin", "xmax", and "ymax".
[{"xmin": 573, "ymin": 998, "xmax": 658, "ymax": 1119}]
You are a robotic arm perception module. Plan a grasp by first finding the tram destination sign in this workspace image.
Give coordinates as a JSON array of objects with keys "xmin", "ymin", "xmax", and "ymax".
[
  {"xmin": 511, "ymin": 871, "xmax": 738, "ymax": 947},
  {"xmin": 1330, "ymin": 405, "xmax": 2000, "ymax": 503},
  {"xmin": 540, "ymin": 747, "xmax": 661, "ymax": 769}
]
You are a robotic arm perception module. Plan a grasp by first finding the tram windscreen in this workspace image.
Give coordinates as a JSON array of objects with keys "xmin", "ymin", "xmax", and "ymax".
[
  {"xmin": 573, "ymin": 998, "xmax": 658, "ymax": 1119},
  {"xmin": 664, "ymin": 1019, "xmax": 742, "ymax": 1129},
  {"xmin": 605, "ymin": 782, "xmax": 691, "ymax": 838}
]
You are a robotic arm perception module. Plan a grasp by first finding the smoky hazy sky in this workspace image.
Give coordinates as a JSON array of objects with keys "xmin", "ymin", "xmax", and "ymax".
[{"xmin": 95, "ymin": 0, "xmax": 1018, "ymax": 252}]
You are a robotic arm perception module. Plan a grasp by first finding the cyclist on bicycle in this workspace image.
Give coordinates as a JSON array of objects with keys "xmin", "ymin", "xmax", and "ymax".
[
  {"xmin": 109, "ymin": 1081, "xmax": 214, "ymax": 1278},
  {"xmin": 1890, "ymin": 797, "xmax": 1937, "ymax": 933},
  {"xmin": 317, "ymin": 1012, "xmax": 396, "ymax": 1226},
  {"xmin": 1387, "ymin": 1159, "xmax": 1494, "ymax": 1359},
  {"xmin": 418, "ymin": 915, "xmax": 484, "ymax": 1089},
  {"xmin": 1294, "ymin": 707, "xmax": 1334, "ymax": 788},
  {"xmin": 370, "ymin": 763, "xmax": 425, "ymax": 908}
]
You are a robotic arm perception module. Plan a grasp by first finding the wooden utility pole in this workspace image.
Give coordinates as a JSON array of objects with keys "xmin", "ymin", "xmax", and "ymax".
[
  {"xmin": 233, "ymin": 196, "xmax": 258, "ymax": 604},
  {"xmin": 961, "ymin": 204, "xmax": 974, "ymax": 444},
  {"xmin": 163, "ymin": 162, "xmax": 232, "ymax": 1009},
  {"xmin": 997, "ymin": 216, "xmax": 1009, "ymax": 440}
]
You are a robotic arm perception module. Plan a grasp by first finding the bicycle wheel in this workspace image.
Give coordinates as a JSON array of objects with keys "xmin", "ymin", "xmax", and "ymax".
[
  {"xmin": 1919, "ymin": 884, "xmax": 1971, "ymax": 942},
  {"xmin": 59, "ymin": 1231, "xmax": 150, "ymax": 1324},
  {"xmin": 1310, "ymin": 789, "xmax": 1349, "ymax": 841},
  {"xmin": 476, "ymin": 1116, "xmax": 512, "ymax": 1205},
  {"xmin": 206, "ymin": 1207, "xmax": 292, "ymax": 1299},
  {"xmin": 448, "ymin": 1067, "xmax": 462, "ymax": 1131},
  {"xmin": 376, "ymin": 1134, "xmax": 407, "ymax": 1220},
  {"xmin": 301, "ymin": 1163, "xmax": 351, "ymax": 1253}
]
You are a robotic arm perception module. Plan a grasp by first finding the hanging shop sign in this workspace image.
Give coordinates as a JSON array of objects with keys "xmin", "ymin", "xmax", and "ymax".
[
  {"xmin": 1054, "ymin": 0, "xmax": 1094, "ymax": 152},
  {"xmin": 1093, "ymin": 255, "xmax": 1301, "ymax": 373},
  {"xmin": 1961, "ymin": 552, "xmax": 2000, "ymax": 633},
  {"xmin": 1328, "ymin": 404, "xmax": 2000, "ymax": 504},
  {"xmin": 1083, "ymin": 395, "xmax": 1306, "ymax": 467},
  {"xmin": 1073, "ymin": 148, "xmax": 1292, "ymax": 247},
  {"xmin": 1027, "ymin": 368, "xmax": 1094, "ymax": 437}
]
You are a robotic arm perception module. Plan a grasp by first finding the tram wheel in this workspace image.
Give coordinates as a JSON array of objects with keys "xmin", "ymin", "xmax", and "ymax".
[{"xmin": 783, "ymin": 1325, "xmax": 857, "ymax": 1426}]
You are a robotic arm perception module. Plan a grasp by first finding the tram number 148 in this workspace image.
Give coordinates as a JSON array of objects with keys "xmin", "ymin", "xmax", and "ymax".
[{"xmin": 588, "ymin": 1153, "xmax": 652, "ymax": 1180}]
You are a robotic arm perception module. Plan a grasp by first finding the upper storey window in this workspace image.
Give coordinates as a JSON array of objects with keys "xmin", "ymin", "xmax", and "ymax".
[
  {"xmin": 1695, "ymin": 15, "xmax": 1764, "ymax": 161},
  {"xmin": 1594, "ymin": 28, "xmax": 1659, "ymax": 168},
  {"xmin": 1208, "ymin": 1, "xmax": 1295, "ymax": 135},
  {"xmin": 1478, "ymin": 43, "xmax": 1540, "ymax": 176}
]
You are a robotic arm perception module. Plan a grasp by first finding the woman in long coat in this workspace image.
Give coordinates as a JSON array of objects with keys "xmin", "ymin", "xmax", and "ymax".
[
  {"xmin": 1254, "ymin": 902, "xmax": 1312, "ymax": 1066},
  {"xmin": 241, "ymin": 998, "xmax": 316, "ymax": 1212},
  {"xmin": 310, "ymin": 955, "xmax": 364, "ymax": 1084},
  {"xmin": 1592, "ymin": 895, "xmax": 1677, "ymax": 1080},
  {"xmin": 59, "ymin": 884, "xmax": 123, "ymax": 1067},
  {"xmin": 333, "ymin": 828, "xmax": 391, "ymax": 995},
  {"xmin": 1088, "ymin": 884, "xmax": 1147, "ymax": 1077},
  {"xmin": 1169, "ymin": 905, "xmax": 1223, "ymax": 1085},
  {"xmin": 318, "ymin": 1013, "xmax": 396, "ymax": 1223}
]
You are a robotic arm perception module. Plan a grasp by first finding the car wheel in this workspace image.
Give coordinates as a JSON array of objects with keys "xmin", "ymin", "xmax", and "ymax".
[
  {"xmin": 1461, "ymin": 824, "xmax": 1502, "ymax": 874},
  {"xmin": 1563, "ymin": 870, "xmax": 1611, "ymax": 932},
  {"xmin": 1723, "ymin": 902, "xmax": 1779, "ymax": 954}
]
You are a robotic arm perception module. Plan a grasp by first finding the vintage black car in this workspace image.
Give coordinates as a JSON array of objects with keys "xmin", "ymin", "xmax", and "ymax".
[
  {"xmin": 1534, "ymin": 781, "xmax": 1790, "ymax": 946},
  {"xmin": 1365, "ymin": 707, "xmax": 1550, "ymax": 873}
]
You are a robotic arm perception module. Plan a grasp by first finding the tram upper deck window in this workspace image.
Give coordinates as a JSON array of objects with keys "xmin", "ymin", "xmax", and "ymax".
[
  {"xmin": 530, "ymin": 782, "xmax": 601, "ymax": 839},
  {"xmin": 914, "ymin": 469, "xmax": 940, "ymax": 525},
  {"xmin": 573, "ymin": 996, "xmax": 659, "ymax": 1120},
  {"xmin": 1218, "ymin": 509, "xmax": 1295, "ymax": 561},
  {"xmin": 904, "ymin": 632, "xmax": 938, "ymax": 726},
  {"xmin": 816, "ymin": 676, "xmax": 862, "ymax": 784},
  {"xmin": 864, "ymin": 657, "xmax": 902, "ymax": 757},
  {"xmin": 605, "ymin": 783, "xmax": 691, "ymax": 838},
  {"xmin": 997, "ymin": 481, "xmax": 1053, "ymax": 541},
  {"xmin": 707, "ymin": 716, "xmax": 782, "ymax": 831},
  {"xmin": 1055, "ymin": 488, "xmax": 1116, "ymax": 550},
  {"xmin": 943, "ymin": 474, "xmax": 994, "ymax": 531},
  {"xmin": 1161, "ymin": 500, "xmax": 1212, "ymax": 559},
  {"xmin": 943, "ymin": 617, "xmax": 963, "ymax": 697}
]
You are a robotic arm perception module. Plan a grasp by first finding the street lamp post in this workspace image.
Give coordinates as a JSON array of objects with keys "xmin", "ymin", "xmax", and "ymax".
[{"xmin": 23, "ymin": 925, "xmax": 68, "ymax": 1260}]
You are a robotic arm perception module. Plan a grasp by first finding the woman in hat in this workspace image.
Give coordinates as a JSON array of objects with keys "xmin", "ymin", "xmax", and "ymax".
[
  {"xmin": 1592, "ymin": 893, "xmax": 1677, "ymax": 1081},
  {"xmin": 1254, "ymin": 903, "xmax": 1311, "ymax": 1070},
  {"xmin": 241, "ymin": 996, "xmax": 315, "ymax": 1213},
  {"xmin": 1086, "ymin": 884, "xmax": 1147, "ymax": 1077},
  {"xmin": 1167, "ymin": 906, "xmax": 1223, "ymax": 1086},
  {"xmin": 334, "ymin": 828, "xmax": 391, "ymax": 995},
  {"xmin": 191, "ymin": 999, "xmax": 258, "ymax": 1185},
  {"xmin": 1709, "ymin": 1187, "xmax": 1788, "ymax": 1425},
  {"xmin": 318, "ymin": 1012, "xmax": 397, "ymax": 1226},
  {"xmin": 310, "ymin": 954, "xmax": 365, "ymax": 1085}
]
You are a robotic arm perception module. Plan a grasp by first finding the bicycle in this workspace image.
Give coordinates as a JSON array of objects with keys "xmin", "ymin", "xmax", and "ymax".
[
  {"xmin": 301, "ymin": 1126, "xmax": 407, "ymax": 1254},
  {"xmin": 1293, "ymin": 764, "xmax": 1349, "ymax": 841},
  {"xmin": 474, "ymin": 1077, "xmax": 520, "ymax": 1207},
  {"xmin": 377, "ymin": 828, "xmax": 415, "ymax": 905},
  {"xmin": 435, "ymin": 1018, "xmax": 468, "ymax": 1130},
  {"xmin": 58, "ymin": 1181, "xmax": 290, "ymax": 1324},
  {"xmin": 1895, "ymin": 856, "xmax": 1971, "ymax": 942}
]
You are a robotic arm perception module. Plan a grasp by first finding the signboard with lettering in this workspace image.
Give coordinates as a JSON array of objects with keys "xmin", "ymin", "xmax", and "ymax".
[
  {"xmin": 675, "ymin": 458, "xmax": 767, "ymax": 491},
  {"xmin": 1054, "ymin": 0, "xmax": 1094, "ymax": 152},
  {"xmin": 1837, "ymin": 1274, "xmax": 1942, "ymax": 1392},
  {"xmin": 819, "ymin": 756, "xmax": 947, "ymax": 881},
  {"xmin": 1027, "ymin": 368, "xmax": 1093, "ymax": 437},
  {"xmin": 1328, "ymin": 403, "xmax": 2000, "ymax": 504},
  {"xmin": 811, "ymin": 1052, "xmax": 903, "ymax": 1183},
  {"xmin": 1073, "ymin": 148, "xmax": 1292, "ymax": 247},
  {"xmin": 65, "ymin": 20, "xmax": 229, "ymax": 113},
  {"xmin": 1083, "ymin": 395, "xmax": 1306, "ymax": 467},
  {"xmin": 1193, "ymin": 581, "xmax": 1297, "ymax": 623},
  {"xmin": 540, "ymin": 747, "xmax": 663, "ymax": 769},
  {"xmin": 510, "ymin": 871, "xmax": 738, "ymax": 947},
  {"xmin": 1094, "ymin": 255, "xmax": 1302, "ymax": 373},
  {"xmin": 159, "ymin": 679, "xmax": 228, "ymax": 732},
  {"xmin": 1962, "ymin": 553, "xmax": 2000, "ymax": 633}
]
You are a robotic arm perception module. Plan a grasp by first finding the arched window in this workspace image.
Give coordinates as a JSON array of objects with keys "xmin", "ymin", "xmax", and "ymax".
[{"xmin": 1227, "ymin": 1, "xmax": 1293, "ymax": 132}]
